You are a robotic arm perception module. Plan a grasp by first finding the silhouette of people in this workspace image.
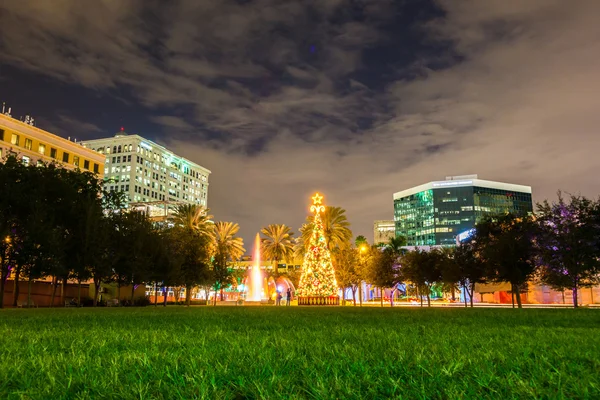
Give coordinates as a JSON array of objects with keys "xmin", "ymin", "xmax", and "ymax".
[
  {"xmin": 276, "ymin": 291, "xmax": 282, "ymax": 306},
  {"xmin": 286, "ymin": 288, "xmax": 292, "ymax": 306}
]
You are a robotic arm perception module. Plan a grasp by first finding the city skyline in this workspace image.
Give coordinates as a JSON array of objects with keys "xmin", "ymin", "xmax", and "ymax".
[{"xmin": 2, "ymin": 1, "xmax": 600, "ymax": 245}]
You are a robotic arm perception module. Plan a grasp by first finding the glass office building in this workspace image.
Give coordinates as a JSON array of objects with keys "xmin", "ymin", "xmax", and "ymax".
[{"xmin": 393, "ymin": 175, "xmax": 533, "ymax": 246}]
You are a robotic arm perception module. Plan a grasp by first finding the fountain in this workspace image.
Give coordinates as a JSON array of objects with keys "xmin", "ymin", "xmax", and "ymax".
[{"xmin": 246, "ymin": 233, "xmax": 265, "ymax": 302}]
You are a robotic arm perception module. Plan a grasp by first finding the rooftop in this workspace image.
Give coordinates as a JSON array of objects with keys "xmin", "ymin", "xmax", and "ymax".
[{"xmin": 393, "ymin": 175, "xmax": 532, "ymax": 200}]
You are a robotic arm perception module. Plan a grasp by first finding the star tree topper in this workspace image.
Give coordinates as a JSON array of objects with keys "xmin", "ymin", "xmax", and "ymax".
[{"xmin": 310, "ymin": 192, "xmax": 325, "ymax": 214}]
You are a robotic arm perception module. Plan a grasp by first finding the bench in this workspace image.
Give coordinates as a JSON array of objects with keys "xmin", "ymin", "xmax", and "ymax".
[
  {"xmin": 17, "ymin": 300, "xmax": 37, "ymax": 308},
  {"xmin": 106, "ymin": 299, "xmax": 119, "ymax": 307}
]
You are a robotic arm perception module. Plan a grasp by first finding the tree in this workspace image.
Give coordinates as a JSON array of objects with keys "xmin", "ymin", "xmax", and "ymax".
[
  {"xmin": 536, "ymin": 193, "xmax": 600, "ymax": 308},
  {"xmin": 474, "ymin": 214, "xmax": 538, "ymax": 309},
  {"xmin": 212, "ymin": 221, "xmax": 245, "ymax": 305},
  {"xmin": 401, "ymin": 249, "xmax": 443, "ymax": 307},
  {"xmin": 440, "ymin": 244, "xmax": 487, "ymax": 307},
  {"xmin": 298, "ymin": 206, "xmax": 353, "ymax": 254},
  {"xmin": 334, "ymin": 248, "xmax": 361, "ymax": 305},
  {"xmin": 171, "ymin": 204, "xmax": 213, "ymax": 238},
  {"xmin": 261, "ymin": 224, "xmax": 294, "ymax": 272},
  {"xmin": 355, "ymin": 235, "xmax": 368, "ymax": 248},
  {"xmin": 297, "ymin": 196, "xmax": 338, "ymax": 298},
  {"xmin": 365, "ymin": 246, "xmax": 401, "ymax": 307}
]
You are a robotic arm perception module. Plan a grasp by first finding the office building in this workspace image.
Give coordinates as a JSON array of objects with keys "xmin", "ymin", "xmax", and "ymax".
[
  {"xmin": 373, "ymin": 220, "xmax": 395, "ymax": 245},
  {"xmin": 393, "ymin": 175, "xmax": 532, "ymax": 246},
  {"xmin": 0, "ymin": 113, "xmax": 104, "ymax": 175},
  {"xmin": 81, "ymin": 130, "xmax": 210, "ymax": 218}
]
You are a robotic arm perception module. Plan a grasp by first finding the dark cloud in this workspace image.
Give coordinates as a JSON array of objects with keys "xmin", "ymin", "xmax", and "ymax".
[{"xmin": 1, "ymin": 0, "xmax": 600, "ymax": 246}]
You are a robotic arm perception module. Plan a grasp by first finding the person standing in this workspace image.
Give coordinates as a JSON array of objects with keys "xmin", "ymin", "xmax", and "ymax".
[
  {"xmin": 286, "ymin": 288, "xmax": 292, "ymax": 306},
  {"xmin": 276, "ymin": 291, "xmax": 282, "ymax": 306}
]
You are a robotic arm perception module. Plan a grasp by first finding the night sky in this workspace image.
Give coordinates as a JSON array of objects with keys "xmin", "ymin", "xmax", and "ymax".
[{"xmin": 1, "ymin": 1, "xmax": 600, "ymax": 248}]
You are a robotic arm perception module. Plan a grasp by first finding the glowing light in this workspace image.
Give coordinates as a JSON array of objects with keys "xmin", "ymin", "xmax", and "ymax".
[
  {"xmin": 298, "ymin": 192, "xmax": 338, "ymax": 297},
  {"xmin": 310, "ymin": 193, "xmax": 325, "ymax": 214},
  {"xmin": 247, "ymin": 233, "xmax": 264, "ymax": 301}
]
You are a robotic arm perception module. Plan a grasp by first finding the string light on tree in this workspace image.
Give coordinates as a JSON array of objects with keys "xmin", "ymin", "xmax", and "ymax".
[{"xmin": 297, "ymin": 192, "xmax": 339, "ymax": 304}]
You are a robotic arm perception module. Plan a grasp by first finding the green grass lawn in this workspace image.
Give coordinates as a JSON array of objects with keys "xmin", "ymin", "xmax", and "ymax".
[{"xmin": 0, "ymin": 307, "xmax": 599, "ymax": 400}]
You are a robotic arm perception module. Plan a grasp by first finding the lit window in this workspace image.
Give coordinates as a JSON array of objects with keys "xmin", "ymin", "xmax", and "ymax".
[
  {"xmin": 11, "ymin": 134, "xmax": 19, "ymax": 146},
  {"xmin": 38, "ymin": 143, "xmax": 46, "ymax": 155},
  {"xmin": 24, "ymin": 138, "xmax": 32, "ymax": 150},
  {"xmin": 22, "ymin": 156, "xmax": 30, "ymax": 166},
  {"xmin": 73, "ymin": 156, "xmax": 80, "ymax": 167}
]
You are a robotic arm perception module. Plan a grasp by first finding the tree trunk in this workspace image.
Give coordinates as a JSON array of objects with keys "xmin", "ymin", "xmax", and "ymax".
[
  {"xmin": 463, "ymin": 285, "xmax": 467, "ymax": 307},
  {"xmin": 220, "ymin": 287, "xmax": 224, "ymax": 301},
  {"xmin": 358, "ymin": 283, "xmax": 363, "ymax": 307},
  {"xmin": 0, "ymin": 268, "xmax": 5, "ymax": 309},
  {"xmin": 60, "ymin": 277, "xmax": 65, "ymax": 307},
  {"xmin": 390, "ymin": 288, "xmax": 396, "ymax": 307},
  {"xmin": 511, "ymin": 286, "xmax": 515, "ymax": 309},
  {"xmin": 515, "ymin": 283, "xmax": 523, "ymax": 309},
  {"xmin": 469, "ymin": 283, "xmax": 475, "ymax": 308},
  {"xmin": 213, "ymin": 288, "xmax": 217, "ymax": 306},
  {"xmin": 572, "ymin": 286, "xmax": 578, "ymax": 308},
  {"xmin": 561, "ymin": 289, "xmax": 565, "ymax": 304},
  {"xmin": 351, "ymin": 286, "xmax": 357, "ymax": 306},
  {"xmin": 380, "ymin": 288, "xmax": 384, "ymax": 307},
  {"xmin": 27, "ymin": 275, "xmax": 33, "ymax": 308},
  {"xmin": 117, "ymin": 283, "xmax": 121, "ymax": 306},
  {"xmin": 50, "ymin": 276, "xmax": 58, "ymax": 308},
  {"xmin": 154, "ymin": 284, "xmax": 158, "ymax": 307},
  {"xmin": 163, "ymin": 286, "xmax": 167, "ymax": 307},
  {"xmin": 93, "ymin": 279, "xmax": 100, "ymax": 307},
  {"xmin": 12, "ymin": 266, "xmax": 21, "ymax": 307},
  {"xmin": 419, "ymin": 286, "xmax": 423, "ymax": 307},
  {"xmin": 427, "ymin": 287, "xmax": 431, "ymax": 307},
  {"xmin": 186, "ymin": 284, "xmax": 191, "ymax": 307}
]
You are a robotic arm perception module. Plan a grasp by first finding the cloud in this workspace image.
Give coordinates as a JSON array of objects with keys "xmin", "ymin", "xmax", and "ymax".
[{"xmin": 2, "ymin": 0, "xmax": 600, "ymax": 246}]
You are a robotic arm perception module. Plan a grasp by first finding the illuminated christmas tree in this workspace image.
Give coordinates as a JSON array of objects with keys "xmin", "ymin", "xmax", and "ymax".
[{"xmin": 298, "ymin": 193, "xmax": 338, "ymax": 299}]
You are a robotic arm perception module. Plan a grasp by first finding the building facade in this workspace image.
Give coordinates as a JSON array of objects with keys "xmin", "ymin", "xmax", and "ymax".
[
  {"xmin": 0, "ymin": 113, "xmax": 104, "ymax": 175},
  {"xmin": 393, "ymin": 175, "xmax": 533, "ymax": 246},
  {"xmin": 81, "ymin": 131, "xmax": 210, "ymax": 216},
  {"xmin": 373, "ymin": 220, "xmax": 395, "ymax": 245}
]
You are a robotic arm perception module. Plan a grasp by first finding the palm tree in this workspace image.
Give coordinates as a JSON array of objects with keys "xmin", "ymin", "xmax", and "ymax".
[
  {"xmin": 298, "ymin": 206, "xmax": 353, "ymax": 254},
  {"xmin": 171, "ymin": 204, "xmax": 213, "ymax": 238},
  {"xmin": 261, "ymin": 224, "xmax": 294, "ymax": 272},
  {"xmin": 212, "ymin": 221, "xmax": 245, "ymax": 304},
  {"xmin": 385, "ymin": 236, "xmax": 407, "ymax": 257}
]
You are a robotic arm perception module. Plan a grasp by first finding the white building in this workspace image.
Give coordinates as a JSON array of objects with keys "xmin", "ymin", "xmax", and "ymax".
[
  {"xmin": 81, "ymin": 130, "xmax": 210, "ymax": 216},
  {"xmin": 373, "ymin": 220, "xmax": 395, "ymax": 245}
]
